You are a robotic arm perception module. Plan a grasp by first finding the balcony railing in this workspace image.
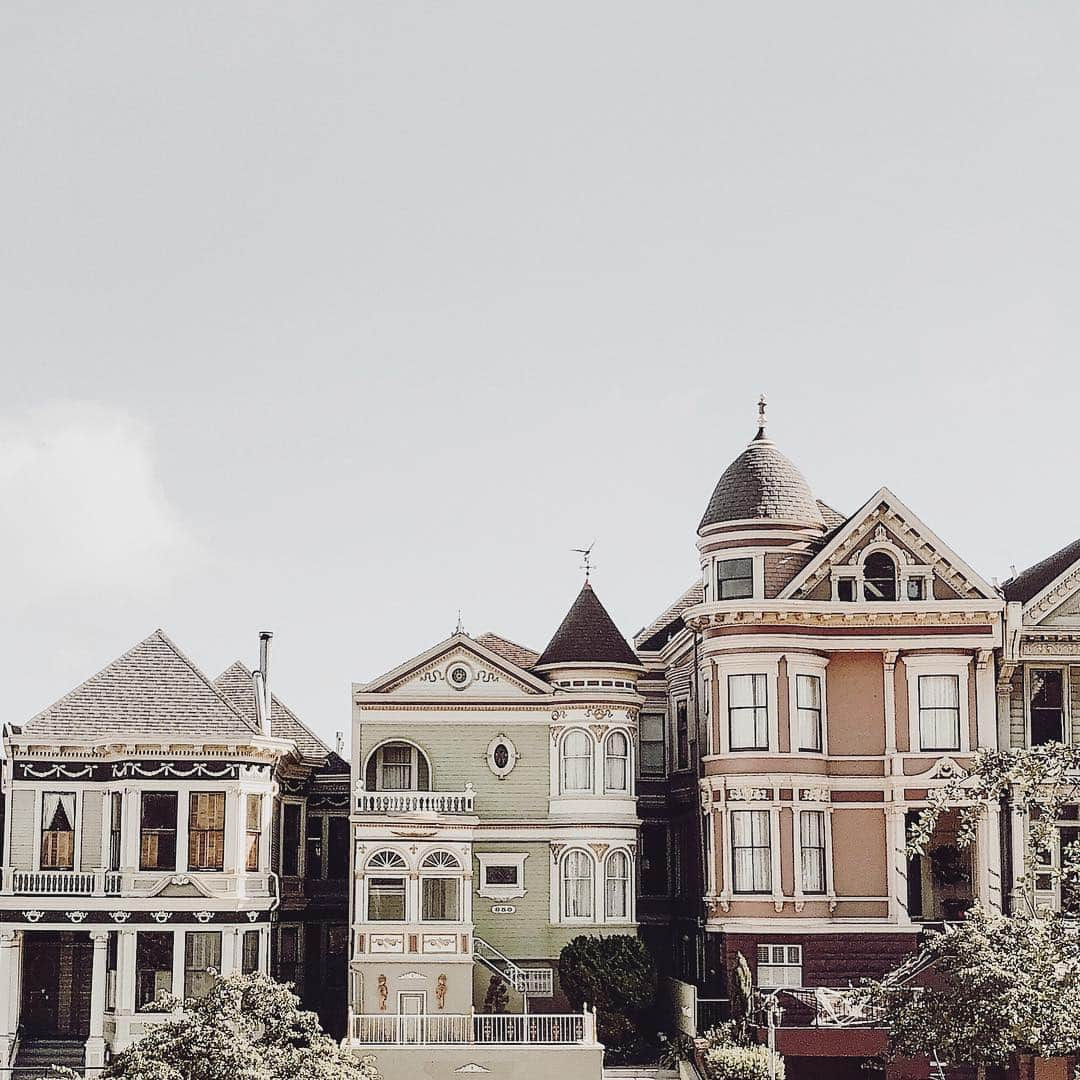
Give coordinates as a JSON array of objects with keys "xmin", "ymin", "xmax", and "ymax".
[
  {"xmin": 354, "ymin": 786, "xmax": 475, "ymax": 815},
  {"xmin": 2, "ymin": 869, "xmax": 123, "ymax": 896},
  {"xmin": 760, "ymin": 987, "xmax": 884, "ymax": 1028},
  {"xmin": 349, "ymin": 1011, "xmax": 595, "ymax": 1046}
]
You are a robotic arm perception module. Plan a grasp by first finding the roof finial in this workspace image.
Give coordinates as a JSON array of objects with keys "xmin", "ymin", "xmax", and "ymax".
[
  {"xmin": 455, "ymin": 609, "xmax": 464, "ymax": 635},
  {"xmin": 756, "ymin": 394, "xmax": 768, "ymax": 439},
  {"xmin": 571, "ymin": 541, "xmax": 596, "ymax": 583}
]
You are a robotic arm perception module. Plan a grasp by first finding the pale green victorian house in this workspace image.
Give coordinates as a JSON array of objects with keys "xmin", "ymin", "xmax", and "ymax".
[{"xmin": 346, "ymin": 582, "xmax": 642, "ymax": 1063}]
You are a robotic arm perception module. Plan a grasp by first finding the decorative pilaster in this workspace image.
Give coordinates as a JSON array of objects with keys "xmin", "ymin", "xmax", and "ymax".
[
  {"xmin": 0, "ymin": 930, "xmax": 17, "ymax": 1067},
  {"xmin": 883, "ymin": 651, "xmax": 899, "ymax": 771}
]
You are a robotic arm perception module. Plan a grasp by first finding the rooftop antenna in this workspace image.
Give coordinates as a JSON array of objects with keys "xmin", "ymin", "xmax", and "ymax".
[{"xmin": 571, "ymin": 541, "xmax": 597, "ymax": 583}]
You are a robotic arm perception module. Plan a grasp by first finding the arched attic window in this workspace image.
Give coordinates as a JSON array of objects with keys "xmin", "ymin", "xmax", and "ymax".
[
  {"xmin": 365, "ymin": 742, "xmax": 431, "ymax": 791},
  {"xmin": 863, "ymin": 551, "xmax": 898, "ymax": 601}
]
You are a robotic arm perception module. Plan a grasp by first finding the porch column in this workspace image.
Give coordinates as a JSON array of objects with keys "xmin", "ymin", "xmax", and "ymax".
[
  {"xmin": 0, "ymin": 930, "xmax": 17, "ymax": 1067},
  {"xmin": 116, "ymin": 929, "xmax": 137, "ymax": 1014},
  {"xmin": 171, "ymin": 930, "xmax": 186, "ymax": 1003},
  {"xmin": 86, "ymin": 930, "xmax": 109, "ymax": 1070},
  {"xmin": 886, "ymin": 803, "xmax": 908, "ymax": 923},
  {"xmin": 220, "ymin": 927, "xmax": 238, "ymax": 976},
  {"xmin": 1009, "ymin": 799, "xmax": 1027, "ymax": 912},
  {"xmin": 982, "ymin": 803, "xmax": 1003, "ymax": 913},
  {"xmin": 975, "ymin": 651, "xmax": 996, "ymax": 750}
]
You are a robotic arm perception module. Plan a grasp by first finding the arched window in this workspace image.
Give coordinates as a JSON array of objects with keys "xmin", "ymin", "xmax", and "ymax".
[
  {"xmin": 604, "ymin": 732, "xmax": 630, "ymax": 793},
  {"xmin": 561, "ymin": 850, "xmax": 595, "ymax": 920},
  {"xmin": 365, "ymin": 742, "xmax": 431, "ymax": 791},
  {"xmin": 366, "ymin": 849, "xmax": 407, "ymax": 922},
  {"xmin": 560, "ymin": 730, "xmax": 594, "ymax": 794},
  {"xmin": 420, "ymin": 850, "xmax": 461, "ymax": 922},
  {"xmin": 863, "ymin": 552, "xmax": 897, "ymax": 601},
  {"xmin": 604, "ymin": 850, "xmax": 630, "ymax": 919}
]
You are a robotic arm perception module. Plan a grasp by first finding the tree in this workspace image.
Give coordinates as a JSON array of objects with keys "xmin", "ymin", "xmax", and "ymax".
[
  {"xmin": 100, "ymin": 973, "xmax": 380, "ymax": 1080},
  {"xmin": 558, "ymin": 933, "xmax": 657, "ymax": 1063},
  {"xmin": 867, "ymin": 906, "xmax": 1080, "ymax": 1074}
]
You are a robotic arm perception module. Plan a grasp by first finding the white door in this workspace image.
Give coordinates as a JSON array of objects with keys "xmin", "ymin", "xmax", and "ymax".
[{"xmin": 398, "ymin": 991, "xmax": 426, "ymax": 1043}]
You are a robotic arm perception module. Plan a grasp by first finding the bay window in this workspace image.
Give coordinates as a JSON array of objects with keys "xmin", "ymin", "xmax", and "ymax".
[
  {"xmin": 140, "ymin": 792, "xmax": 177, "ymax": 871},
  {"xmin": 604, "ymin": 731, "xmax": 630, "ymax": 793},
  {"xmin": 245, "ymin": 794, "xmax": 263, "ymax": 872},
  {"xmin": 800, "ymin": 810, "xmax": 827, "ymax": 894},
  {"xmin": 135, "ymin": 931, "xmax": 173, "ymax": 1009},
  {"xmin": 184, "ymin": 931, "xmax": 221, "ymax": 999},
  {"xmin": 796, "ymin": 674, "xmax": 823, "ymax": 752},
  {"xmin": 561, "ymin": 850, "xmax": 595, "ymax": 920},
  {"xmin": 560, "ymin": 730, "xmax": 594, "ymax": 793},
  {"xmin": 716, "ymin": 557, "xmax": 754, "ymax": 600},
  {"xmin": 420, "ymin": 850, "xmax": 462, "ymax": 921},
  {"xmin": 729, "ymin": 674, "xmax": 769, "ymax": 751},
  {"xmin": 604, "ymin": 850, "xmax": 630, "ymax": 920},
  {"xmin": 188, "ymin": 792, "xmax": 225, "ymax": 871}
]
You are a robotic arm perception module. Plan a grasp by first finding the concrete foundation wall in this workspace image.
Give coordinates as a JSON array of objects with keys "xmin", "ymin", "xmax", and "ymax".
[{"xmin": 354, "ymin": 1044, "xmax": 604, "ymax": 1080}]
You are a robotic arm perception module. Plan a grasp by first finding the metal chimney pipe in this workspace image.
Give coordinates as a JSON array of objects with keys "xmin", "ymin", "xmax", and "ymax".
[
  {"xmin": 258, "ymin": 630, "xmax": 273, "ymax": 736},
  {"xmin": 335, "ymin": 731, "xmax": 345, "ymax": 756}
]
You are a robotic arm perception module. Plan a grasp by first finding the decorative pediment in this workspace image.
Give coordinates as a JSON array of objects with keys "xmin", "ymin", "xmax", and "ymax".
[
  {"xmin": 782, "ymin": 488, "xmax": 997, "ymax": 602},
  {"xmin": 358, "ymin": 634, "xmax": 551, "ymax": 698},
  {"xmin": 148, "ymin": 875, "xmax": 214, "ymax": 899},
  {"xmin": 1028, "ymin": 577, "xmax": 1080, "ymax": 628}
]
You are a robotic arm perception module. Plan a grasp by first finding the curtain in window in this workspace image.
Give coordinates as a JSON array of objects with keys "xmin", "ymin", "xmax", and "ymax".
[
  {"xmin": 561, "ymin": 731, "xmax": 593, "ymax": 793},
  {"xmin": 919, "ymin": 675, "xmax": 960, "ymax": 749},
  {"xmin": 731, "ymin": 810, "xmax": 771, "ymax": 893},
  {"xmin": 800, "ymin": 810, "xmax": 827, "ymax": 893},
  {"xmin": 421, "ymin": 877, "xmax": 459, "ymax": 921},
  {"xmin": 604, "ymin": 732, "xmax": 629, "ymax": 792},
  {"xmin": 729, "ymin": 674, "xmax": 768, "ymax": 749},
  {"xmin": 380, "ymin": 745, "xmax": 413, "ymax": 790},
  {"xmin": 796, "ymin": 674, "xmax": 823, "ymax": 751},
  {"xmin": 41, "ymin": 793, "xmax": 76, "ymax": 869},
  {"xmin": 562, "ymin": 850, "xmax": 594, "ymax": 919},
  {"xmin": 604, "ymin": 850, "xmax": 630, "ymax": 919},
  {"xmin": 367, "ymin": 877, "xmax": 406, "ymax": 921}
]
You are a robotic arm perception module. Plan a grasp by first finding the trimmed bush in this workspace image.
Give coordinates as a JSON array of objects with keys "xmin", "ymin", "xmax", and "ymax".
[{"xmin": 702, "ymin": 1043, "xmax": 785, "ymax": 1080}]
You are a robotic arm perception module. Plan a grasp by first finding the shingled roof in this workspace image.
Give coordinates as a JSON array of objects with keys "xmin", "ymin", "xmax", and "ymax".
[
  {"xmin": 15, "ymin": 630, "xmax": 259, "ymax": 743},
  {"xmin": 535, "ymin": 583, "xmax": 642, "ymax": 669},
  {"xmin": 700, "ymin": 430, "xmax": 824, "ymax": 530},
  {"xmin": 1003, "ymin": 537, "xmax": 1080, "ymax": 604},
  {"xmin": 214, "ymin": 661, "xmax": 333, "ymax": 763},
  {"xmin": 634, "ymin": 581, "xmax": 704, "ymax": 651},
  {"xmin": 475, "ymin": 632, "xmax": 540, "ymax": 670}
]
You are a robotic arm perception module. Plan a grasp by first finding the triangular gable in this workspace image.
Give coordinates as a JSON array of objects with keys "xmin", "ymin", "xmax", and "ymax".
[
  {"xmin": 14, "ymin": 630, "xmax": 259, "ymax": 744},
  {"xmin": 1017, "ymin": 554, "xmax": 1080, "ymax": 628},
  {"xmin": 359, "ymin": 633, "xmax": 552, "ymax": 697},
  {"xmin": 781, "ymin": 488, "xmax": 997, "ymax": 602}
]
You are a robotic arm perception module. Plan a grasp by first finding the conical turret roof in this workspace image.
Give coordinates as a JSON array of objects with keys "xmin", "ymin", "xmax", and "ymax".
[{"xmin": 535, "ymin": 583, "xmax": 641, "ymax": 669}]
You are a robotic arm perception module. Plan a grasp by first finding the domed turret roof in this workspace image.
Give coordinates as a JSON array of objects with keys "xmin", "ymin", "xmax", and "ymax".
[
  {"xmin": 534, "ymin": 582, "xmax": 641, "ymax": 670},
  {"xmin": 699, "ymin": 407, "xmax": 824, "ymax": 531}
]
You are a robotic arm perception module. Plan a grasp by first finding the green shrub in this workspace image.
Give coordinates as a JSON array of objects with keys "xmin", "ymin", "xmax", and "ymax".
[
  {"xmin": 702, "ymin": 1043, "xmax": 785, "ymax": 1080},
  {"xmin": 558, "ymin": 933, "xmax": 657, "ymax": 1063}
]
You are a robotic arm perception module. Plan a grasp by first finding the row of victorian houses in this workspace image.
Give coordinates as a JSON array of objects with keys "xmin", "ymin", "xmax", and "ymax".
[{"xmin": 3, "ymin": 403, "xmax": 1080, "ymax": 1079}]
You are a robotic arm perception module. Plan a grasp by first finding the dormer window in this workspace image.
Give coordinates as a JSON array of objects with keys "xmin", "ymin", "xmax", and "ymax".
[
  {"xmin": 716, "ymin": 558, "xmax": 754, "ymax": 600},
  {"xmin": 863, "ymin": 552, "xmax": 897, "ymax": 601}
]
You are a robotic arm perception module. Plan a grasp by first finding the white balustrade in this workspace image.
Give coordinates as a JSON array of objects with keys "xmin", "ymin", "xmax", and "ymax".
[
  {"xmin": 350, "ymin": 1012, "xmax": 592, "ymax": 1045},
  {"xmin": 4, "ymin": 869, "xmax": 123, "ymax": 896},
  {"xmin": 354, "ymin": 788, "xmax": 475, "ymax": 815}
]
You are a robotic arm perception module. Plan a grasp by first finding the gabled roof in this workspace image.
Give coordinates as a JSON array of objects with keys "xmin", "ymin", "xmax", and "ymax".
[
  {"xmin": 475, "ymin": 632, "xmax": 540, "ymax": 670},
  {"xmin": 535, "ymin": 583, "xmax": 642, "ymax": 669},
  {"xmin": 816, "ymin": 499, "xmax": 847, "ymax": 530},
  {"xmin": 634, "ymin": 581, "xmax": 703, "ymax": 651},
  {"xmin": 700, "ymin": 429, "xmax": 825, "ymax": 530},
  {"xmin": 359, "ymin": 632, "xmax": 553, "ymax": 695},
  {"xmin": 14, "ymin": 630, "xmax": 259, "ymax": 744},
  {"xmin": 214, "ymin": 661, "xmax": 331, "ymax": 762},
  {"xmin": 781, "ymin": 487, "xmax": 998, "ymax": 601},
  {"xmin": 1003, "ymin": 537, "xmax": 1080, "ymax": 605}
]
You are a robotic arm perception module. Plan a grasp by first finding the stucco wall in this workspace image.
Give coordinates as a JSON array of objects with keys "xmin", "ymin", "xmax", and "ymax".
[
  {"xmin": 825, "ymin": 653, "xmax": 885, "ymax": 756},
  {"xmin": 830, "ymin": 807, "xmax": 888, "ymax": 897}
]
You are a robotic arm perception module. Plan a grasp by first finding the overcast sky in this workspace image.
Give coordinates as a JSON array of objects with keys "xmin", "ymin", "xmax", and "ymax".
[{"xmin": 3, "ymin": 3, "xmax": 1078, "ymax": 749}]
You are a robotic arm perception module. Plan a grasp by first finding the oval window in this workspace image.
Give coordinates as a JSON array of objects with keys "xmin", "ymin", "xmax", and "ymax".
[
  {"xmin": 486, "ymin": 734, "xmax": 518, "ymax": 778},
  {"xmin": 493, "ymin": 743, "xmax": 510, "ymax": 769}
]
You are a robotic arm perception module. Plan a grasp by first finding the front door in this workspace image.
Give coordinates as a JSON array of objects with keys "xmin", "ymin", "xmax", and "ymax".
[
  {"xmin": 20, "ymin": 933, "xmax": 92, "ymax": 1039},
  {"xmin": 398, "ymin": 992, "xmax": 426, "ymax": 1044}
]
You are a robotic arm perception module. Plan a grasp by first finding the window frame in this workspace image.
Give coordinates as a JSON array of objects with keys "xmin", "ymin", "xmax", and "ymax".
[
  {"xmin": 245, "ymin": 794, "xmax": 263, "ymax": 873},
  {"xmin": 917, "ymin": 674, "xmax": 962, "ymax": 752},
  {"xmin": 637, "ymin": 713, "xmax": 666, "ymax": 778},
  {"xmin": 187, "ymin": 792, "xmax": 226, "ymax": 873},
  {"xmin": 603, "ymin": 730, "xmax": 631, "ymax": 793},
  {"xmin": 904, "ymin": 656, "xmax": 971, "ymax": 754},
  {"xmin": 604, "ymin": 849, "xmax": 632, "ymax": 921},
  {"xmin": 756, "ymin": 944, "xmax": 803, "ymax": 989},
  {"xmin": 675, "ymin": 699, "xmax": 690, "ymax": 771},
  {"xmin": 787, "ymin": 657, "xmax": 829, "ymax": 755},
  {"xmin": 40, "ymin": 792, "xmax": 77, "ymax": 871},
  {"xmin": 1028, "ymin": 666, "xmax": 1069, "ymax": 748},
  {"xmin": 184, "ymin": 930, "xmax": 222, "ymax": 1000},
  {"xmin": 560, "ymin": 849, "xmax": 596, "ymax": 922},
  {"xmin": 716, "ymin": 557, "xmax": 755, "ymax": 600},
  {"xmin": 476, "ymin": 852, "xmax": 528, "ymax": 900},
  {"xmin": 139, "ymin": 791, "xmax": 178, "ymax": 873},
  {"xmin": 419, "ymin": 850, "xmax": 463, "ymax": 923},
  {"xmin": 135, "ymin": 930, "xmax": 174, "ymax": 1011},
  {"xmin": 799, "ymin": 809, "xmax": 828, "ymax": 895},
  {"xmin": 730, "ymin": 809, "xmax": 773, "ymax": 895},
  {"xmin": 728, "ymin": 673, "xmax": 770, "ymax": 752},
  {"xmin": 559, "ymin": 729, "xmax": 595, "ymax": 794}
]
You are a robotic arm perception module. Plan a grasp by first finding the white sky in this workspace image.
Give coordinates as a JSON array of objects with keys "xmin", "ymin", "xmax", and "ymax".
[{"xmin": 3, "ymin": 3, "xmax": 1079, "ymax": 749}]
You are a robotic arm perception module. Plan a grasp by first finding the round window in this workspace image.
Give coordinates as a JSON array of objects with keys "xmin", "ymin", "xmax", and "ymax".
[{"xmin": 446, "ymin": 662, "xmax": 472, "ymax": 690}]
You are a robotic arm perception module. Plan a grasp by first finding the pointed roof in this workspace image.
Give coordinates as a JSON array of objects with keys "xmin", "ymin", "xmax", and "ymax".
[
  {"xmin": 214, "ymin": 661, "xmax": 335, "ymax": 763},
  {"xmin": 700, "ymin": 426, "xmax": 825, "ymax": 531},
  {"xmin": 1003, "ymin": 537, "xmax": 1080, "ymax": 605},
  {"xmin": 535, "ymin": 583, "xmax": 642, "ymax": 669},
  {"xmin": 15, "ymin": 630, "xmax": 259, "ymax": 743}
]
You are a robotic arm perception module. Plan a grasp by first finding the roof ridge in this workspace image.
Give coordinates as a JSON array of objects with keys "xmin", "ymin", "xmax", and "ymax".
[
  {"xmin": 151, "ymin": 631, "xmax": 259, "ymax": 734},
  {"xmin": 215, "ymin": 660, "xmax": 332, "ymax": 757},
  {"xmin": 477, "ymin": 631, "xmax": 538, "ymax": 653}
]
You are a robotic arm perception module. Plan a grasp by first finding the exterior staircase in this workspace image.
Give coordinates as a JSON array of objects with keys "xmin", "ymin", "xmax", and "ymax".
[
  {"xmin": 473, "ymin": 935, "xmax": 529, "ymax": 993},
  {"xmin": 12, "ymin": 1038, "xmax": 86, "ymax": 1077}
]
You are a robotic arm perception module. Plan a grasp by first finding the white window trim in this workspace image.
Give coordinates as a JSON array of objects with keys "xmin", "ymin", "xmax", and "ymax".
[
  {"xmin": 757, "ymin": 943, "xmax": 803, "ymax": 989},
  {"xmin": 708, "ymin": 552, "xmax": 762, "ymax": 602},
  {"xmin": 904, "ymin": 654, "xmax": 972, "ymax": 753},
  {"xmin": 556, "ymin": 848, "xmax": 598, "ymax": 924},
  {"xmin": 716, "ymin": 656, "xmax": 781, "ymax": 754},
  {"xmin": 35, "ymin": 789, "xmax": 83, "ymax": 872},
  {"xmin": 557, "ymin": 727, "xmax": 597, "ymax": 795},
  {"xmin": 602, "ymin": 727, "xmax": 634, "ymax": 795},
  {"xmin": 602, "ymin": 847, "xmax": 635, "ymax": 923},
  {"xmin": 476, "ymin": 852, "xmax": 528, "ymax": 900},
  {"xmin": 794, "ymin": 805, "xmax": 833, "ymax": 902},
  {"xmin": 786, "ymin": 655, "xmax": 829, "ymax": 755},
  {"xmin": 637, "ymin": 712, "xmax": 668, "ymax": 779},
  {"xmin": 1024, "ymin": 664, "xmax": 1072, "ymax": 749},
  {"xmin": 725, "ymin": 805, "xmax": 781, "ymax": 902}
]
